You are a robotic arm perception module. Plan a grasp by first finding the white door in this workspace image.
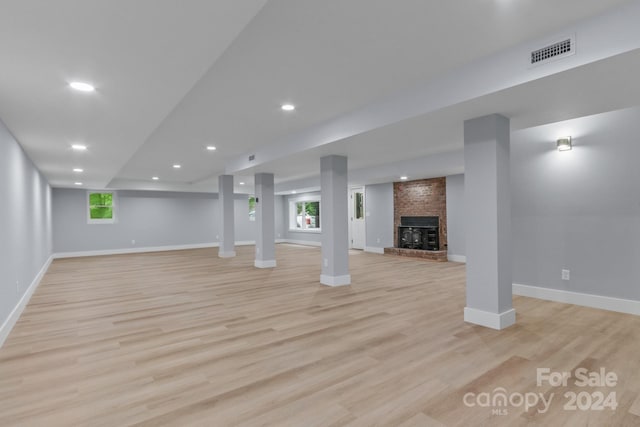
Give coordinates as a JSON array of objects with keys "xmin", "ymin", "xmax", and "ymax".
[{"xmin": 350, "ymin": 187, "xmax": 366, "ymax": 249}]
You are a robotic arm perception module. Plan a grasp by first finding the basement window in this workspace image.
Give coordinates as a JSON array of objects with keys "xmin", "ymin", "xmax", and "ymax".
[
  {"xmin": 87, "ymin": 191, "xmax": 116, "ymax": 224},
  {"xmin": 249, "ymin": 196, "xmax": 256, "ymax": 221},
  {"xmin": 289, "ymin": 198, "xmax": 320, "ymax": 232}
]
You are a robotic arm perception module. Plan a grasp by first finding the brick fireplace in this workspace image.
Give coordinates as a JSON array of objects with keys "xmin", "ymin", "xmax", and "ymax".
[{"xmin": 385, "ymin": 177, "xmax": 448, "ymax": 261}]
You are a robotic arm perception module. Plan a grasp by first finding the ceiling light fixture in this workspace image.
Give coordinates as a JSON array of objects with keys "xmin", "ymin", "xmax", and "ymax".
[
  {"xmin": 206, "ymin": 146, "xmax": 217, "ymax": 151},
  {"xmin": 69, "ymin": 81, "xmax": 95, "ymax": 92},
  {"xmin": 152, "ymin": 176, "xmax": 159, "ymax": 181},
  {"xmin": 173, "ymin": 164, "xmax": 181, "ymax": 169},
  {"xmin": 281, "ymin": 104, "xmax": 295, "ymax": 111},
  {"xmin": 71, "ymin": 144, "xmax": 87, "ymax": 151},
  {"xmin": 400, "ymin": 176, "xmax": 408, "ymax": 180},
  {"xmin": 73, "ymin": 168, "xmax": 83, "ymax": 173},
  {"xmin": 557, "ymin": 136, "xmax": 572, "ymax": 152},
  {"xmin": 239, "ymin": 182, "xmax": 245, "ymax": 185},
  {"xmin": 291, "ymin": 190, "xmax": 297, "ymax": 194},
  {"xmin": 74, "ymin": 182, "xmax": 83, "ymax": 186}
]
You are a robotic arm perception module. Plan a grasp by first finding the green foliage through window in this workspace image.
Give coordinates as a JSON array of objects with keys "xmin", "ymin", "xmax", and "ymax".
[
  {"xmin": 89, "ymin": 192, "xmax": 114, "ymax": 220},
  {"xmin": 249, "ymin": 196, "xmax": 256, "ymax": 221}
]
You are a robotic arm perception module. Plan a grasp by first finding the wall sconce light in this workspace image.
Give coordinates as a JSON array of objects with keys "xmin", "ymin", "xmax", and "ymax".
[{"xmin": 557, "ymin": 136, "xmax": 572, "ymax": 152}]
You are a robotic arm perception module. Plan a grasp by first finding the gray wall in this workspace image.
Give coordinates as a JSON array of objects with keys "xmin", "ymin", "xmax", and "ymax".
[
  {"xmin": 53, "ymin": 189, "xmax": 284, "ymax": 253},
  {"xmin": 511, "ymin": 107, "xmax": 640, "ymax": 301},
  {"xmin": 365, "ymin": 183, "xmax": 394, "ymax": 250},
  {"xmin": 445, "ymin": 174, "xmax": 465, "ymax": 258},
  {"xmin": 282, "ymin": 191, "xmax": 323, "ymax": 244},
  {"xmin": 0, "ymin": 120, "xmax": 52, "ymax": 329}
]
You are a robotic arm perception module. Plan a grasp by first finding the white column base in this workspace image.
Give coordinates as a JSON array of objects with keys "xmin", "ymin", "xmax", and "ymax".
[
  {"xmin": 320, "ymin": 274, "xmax": 351, "ymax": 287},
  {"xmin": 464, "ymin": 307, "xmax": 516, "ymax": 330},
  {"xmin": 254, "ymin": 259, "xmax": 276, "ymax": 268},
  {"xmin": 218, "ymin": 250, "xmax": 236, "ymax": 258}
]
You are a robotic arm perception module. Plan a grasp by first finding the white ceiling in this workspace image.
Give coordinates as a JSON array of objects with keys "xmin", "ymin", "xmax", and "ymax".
[{"xmin": 0, "ymin": 0, "xmax": 638, "ymax": 194}]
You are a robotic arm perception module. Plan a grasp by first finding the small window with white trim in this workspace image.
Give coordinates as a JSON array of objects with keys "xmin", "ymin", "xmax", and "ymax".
[
  {"xmin": 87, "ymin": 191, "xmax": 116, "ymax": 224},
  {"xmin": 289, "ymin": 198, "xmax": 320, "ymax": 231}
]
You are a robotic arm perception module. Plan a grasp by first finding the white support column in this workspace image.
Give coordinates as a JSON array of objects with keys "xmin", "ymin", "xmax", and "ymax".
[
  {"xmin": 320, "ymin": 155, "xmax": 351, "ymax": 286},
  {"xmin": 463, "ymin": 114, "xmax": 514, "ymax": 329},
  {"xmin": 218, "ymin": 175, "xmax": 236, "ymax": 258},
  {"xmin": 254, "ymin": 173, "xmax": 276, "ymax": 268}
]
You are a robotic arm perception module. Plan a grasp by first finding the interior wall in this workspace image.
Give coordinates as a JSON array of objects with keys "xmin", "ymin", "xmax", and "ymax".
[
  {"xmin": 445, "ymin": 174, "xmax": 465, "ymax": 258},
  {"xmin": 52, "ymin": 189, "xmax": 284, "ymax": 253},
  {"xmin": 0, "ymin": 119, "xmax": 52, "ymax": 331},
  {"xmin": 364, "ymin": 183, "xmax": 394, "ymax": 250},
  {"xmin": 511, "ymin": 107, "xmax": 640, "ymax": 301}
]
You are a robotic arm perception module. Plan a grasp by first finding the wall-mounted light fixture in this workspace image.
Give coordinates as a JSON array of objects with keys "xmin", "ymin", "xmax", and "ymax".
[{"xmin": 557, "ymin": 136, "xmax": 572, "ymax": 151}]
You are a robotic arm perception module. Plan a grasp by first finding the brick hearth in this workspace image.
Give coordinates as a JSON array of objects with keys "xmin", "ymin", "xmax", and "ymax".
[{"xmin": 384, "ymin": 247, "xmax": 448, "ymax": 262}]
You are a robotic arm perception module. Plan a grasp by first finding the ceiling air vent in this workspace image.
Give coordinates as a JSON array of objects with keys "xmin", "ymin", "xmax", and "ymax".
[{"xmin": 530, "ymin": 36, "xmax": 575, "ymax": 66}]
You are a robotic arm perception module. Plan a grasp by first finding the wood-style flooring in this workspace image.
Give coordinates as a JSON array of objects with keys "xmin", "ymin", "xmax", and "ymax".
[{"xmin": 1, "ymin": 244, "xmax": 640, "ymax": 426}]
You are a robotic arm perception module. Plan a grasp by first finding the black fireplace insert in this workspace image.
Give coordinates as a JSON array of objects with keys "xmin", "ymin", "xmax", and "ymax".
[{"xmin": 397, "ymin": 216, "xmax": 439, "ymax": 251}]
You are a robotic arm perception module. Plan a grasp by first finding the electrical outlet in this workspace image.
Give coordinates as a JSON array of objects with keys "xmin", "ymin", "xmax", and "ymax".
[
  {"xmin": 562, "ymin": 269, "xmax": 570, "ymax": 281},
  {"xmin": 324, "ymin": 258, "xmax": 329, "ymax": 267},
  {"xmin": 376, "ymin": 238, "xmax": 380, "ymax": 244},
  {"xmin": 131, "ymin": 239, "xmax": 136, "ymax": 245},
  {"xmin": 216, "ymin": 235, "xmax": 219, "ymax": 240}
]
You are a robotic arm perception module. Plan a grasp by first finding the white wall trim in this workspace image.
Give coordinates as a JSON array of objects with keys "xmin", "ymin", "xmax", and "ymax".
[
  {"xmin": 464, "ymin": 307, "xmax": 516, "ymax": 330},
  {"xmin": 0, "ymin": 255, "xmax": 54, "ymax": 348},
  {"xmin": 447, "ymin": 254, "xmax": 466, "ymax": 263},
  {"xmin": 513, "ymin": 284, "xmax": 640, "ymax": 316},
  {"xmin": 364, "ymin": 246, "xmax": 385, "ymax": 254},
  {"xmin": 281, "ymin": 239, "xmax": 322, "ymax": 247},
  {"xmin": 320, "ymin": 274, "xmax": 352, "ymax": 287},
  {"xmin": 54, "ymin": 242, "xmax": 220, "ymax": 259},
  {"xmin": 254, "ymin": 260, "xmax": 277, "ymax": 268},
  {"xmin": 218, "ymin": 250, "xmax": 237, "ymax": 258}
]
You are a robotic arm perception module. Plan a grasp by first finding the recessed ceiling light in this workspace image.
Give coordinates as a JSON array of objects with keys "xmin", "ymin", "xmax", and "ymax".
[
  {"xmin": 173, "ymin": 164, "xmax": 181, "ymax": 169},
  {"xmin": 206, "ymin": 146, "xmax": 216, "ymax": 151},
  {"xmin": 291, "ymin": 190, "xmax": 297, "ymax": 194},
  {"xmin": 73, "ymin": 168, "xmax": 83, "ymax": 173},
  {"xmin": 152, "ymin": 176, "xmax": 159, "ymax": 181},
  {"xmin": 71, "ymin": 144, "xmax": 87, "ymax": 151},
  {"xmin": 69, "ymin": 81, "xmax": 95, "ymax": 92},
  {"xmin": 281, "ymin": 104, "xmax": 295, "ymax": 111},
  {"xmin": 239, "ymin": 182, "xmax": 245, "ymax": 185},
  {"xmin": 400, "ymin": 176, "xmax": 408, "ymax": 180},
  {"xmin": 74, "ymin": 182, "xmax": 83, "ymax": 186}
]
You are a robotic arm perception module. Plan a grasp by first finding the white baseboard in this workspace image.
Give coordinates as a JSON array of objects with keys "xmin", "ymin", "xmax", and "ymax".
[
  {"xmin": 54, "ymin": 241, "xmax": 263, "ymax": 259},
  {"xmin": 0, "ymin": 255, "xmax": 54, "ymax": 348},
  {"xmin": 320, "ymin": 274, "xmax": 351, "ymax": 287},
  {"xmin": 281, "ymin": 239, "xmax": 321, "ymax": 247},
  {"xmin": 218, "ymin": 251, "xmax": 237, "ymax": 258},
  {"xmin": 255, "ymin": 259, "xmax": 277, "ymax": 268},
  {"xmin": 448, "ymin": 254, "xmax": 466, "ymax": 263},
  {"xmin": 464, "ymin": 307, "xmax": 516, "ymax": 330},
  {"xmin": 55, "ymin": 242, "xmax": 219, "ymax": 258},
  {"xmin": 364, "ymin": 246, "xmax": 385, "ymax": 254},
  {"xmin": 513, "ymin": 283, "xmax": 640, "ymax": 316}
]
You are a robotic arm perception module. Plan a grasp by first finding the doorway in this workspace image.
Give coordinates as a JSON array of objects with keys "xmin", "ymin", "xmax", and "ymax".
[{"xmin": 349, "ymin": 187, "xmax": 366, "ymax": 249}]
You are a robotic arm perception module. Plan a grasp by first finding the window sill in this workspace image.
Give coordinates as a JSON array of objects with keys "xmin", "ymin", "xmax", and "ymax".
[{"xmin": 288, "ymin": 229, "xmax": 321, "ymax": 234}]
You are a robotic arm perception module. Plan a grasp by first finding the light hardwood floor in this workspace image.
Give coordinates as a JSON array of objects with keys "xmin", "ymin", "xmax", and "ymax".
[{"xmin": 1, "ymin": 244, "xmax": 640, "ymax": 426}]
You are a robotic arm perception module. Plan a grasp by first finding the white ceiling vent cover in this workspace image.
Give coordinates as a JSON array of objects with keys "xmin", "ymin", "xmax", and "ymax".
[{"xmin": 530, "ymin": 35, "xmax": 576, "ymax": 66}]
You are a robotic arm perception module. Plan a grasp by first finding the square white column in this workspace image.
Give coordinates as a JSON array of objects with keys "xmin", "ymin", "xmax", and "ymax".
[
  {"xmin": 218, "ymin": 175, "xmax": 236, "ymax": 258},
  {"xmin": 463, "ymin": 114, "xmax": 515, "ymax": 329},
  {"xmin": 320, "ymin": 155, "xmax": 350, "ymax": 286},
  {"xmin": 254, "ymin": 173, "xmax": 276, "ymax": 268}
]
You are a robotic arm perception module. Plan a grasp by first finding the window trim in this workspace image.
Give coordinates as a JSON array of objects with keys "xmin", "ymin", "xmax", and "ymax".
[
  {"xmin": 87, "ymin": 190, "xmax": 116, "ymax": 225},
  {"xmin": 288, "ymin": 196, "xmax": 321, "ymax": 233}
]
